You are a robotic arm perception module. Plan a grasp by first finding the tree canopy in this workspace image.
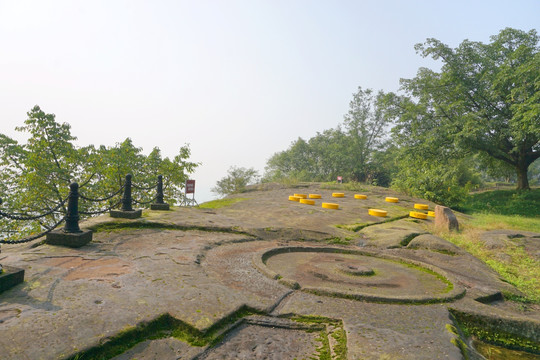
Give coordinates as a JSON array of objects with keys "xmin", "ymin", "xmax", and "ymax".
[
  {"xmin": 392, "ymin": 28, "xmax": 539, "ymax": 190},
  {"xmin": 264, "ymin": 87, "xmax": 394, "ymax": 185},
  {"xmin": 0, "ymin": 105, "xmax": 199, "ymax": 239},
  {"xmin": 212, "ymin": 166, "xmax": 260, "ymax": 196}
]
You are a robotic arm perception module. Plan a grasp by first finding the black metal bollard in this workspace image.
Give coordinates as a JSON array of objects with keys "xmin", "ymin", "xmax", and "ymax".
[
  {"xmin": 151, "ymin": 175, "xmax": 170, "ymax": 210},
  {"xmin": 64, "ymin": 182, "xmax": 82, "ymax": 233},
  {"xmin": 156, "ymin": 175, "xmax": 165, "ymax": 204},
  {"xmin": 121, "ymin": 174, "xmax": 134, "ymax": 212},
  {"xmin": 46, "ymin": 182, "xmax": 92, "ymax": 248}
]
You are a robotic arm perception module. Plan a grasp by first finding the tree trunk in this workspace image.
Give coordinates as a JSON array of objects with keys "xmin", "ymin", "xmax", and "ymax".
[{"xmin": 516, "ymin": 164, "xmax": 530, "ymax": 190}]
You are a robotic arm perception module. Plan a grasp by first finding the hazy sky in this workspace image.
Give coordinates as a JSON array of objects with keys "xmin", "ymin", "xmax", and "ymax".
[{"xmin": 1, "ymin": 1, "xmax": 538, "ymax": 202}]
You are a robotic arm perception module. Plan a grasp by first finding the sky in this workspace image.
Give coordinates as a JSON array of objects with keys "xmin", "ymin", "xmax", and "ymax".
[{"xmin": 1, "ymin": 0, "xmax": 538, "ymax": 202}]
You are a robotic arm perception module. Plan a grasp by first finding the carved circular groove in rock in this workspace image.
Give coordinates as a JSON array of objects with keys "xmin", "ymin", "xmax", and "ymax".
[
  {"xmin": 338, "ymin": 263, "xmax": 375, "ymax": 276},
  {"xmin": 253, "ymin": 247, "xmax": 465, "ymax": 304}
]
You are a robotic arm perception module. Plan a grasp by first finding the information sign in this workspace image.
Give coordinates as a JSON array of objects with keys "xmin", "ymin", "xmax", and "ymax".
[{"xmin": 186, "ymin": 180, "xmax": 195, "ymax": 194}]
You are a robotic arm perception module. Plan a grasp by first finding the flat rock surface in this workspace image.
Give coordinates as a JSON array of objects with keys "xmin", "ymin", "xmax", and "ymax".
[{"xmin": 0, "ymin": 184, "xmax": 538, "ymax": 359}]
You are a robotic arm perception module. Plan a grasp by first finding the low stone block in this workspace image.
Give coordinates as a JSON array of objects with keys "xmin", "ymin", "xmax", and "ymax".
[
  {"xmin": 46, "ymin": 229, "xmax": 93, "ymax": 248},
  {"xmin": 150, "ymin": 203, "xmax": 170, "ymax": 211},
  {"xmin": 0, "ymin": 265, "xmax": 25, "ymax": 294},
  {"xmin": 434, "ymin": 205, "xmax": 459, "ymax": 232},
  {"xmin": 110, "ymin": 209, "xmax": 143, "ymax": 219}
]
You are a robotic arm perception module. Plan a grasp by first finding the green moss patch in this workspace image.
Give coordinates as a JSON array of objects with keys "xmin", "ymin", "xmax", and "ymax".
[
  {"xmin": 88, "ymin": 220, "xmax": 250, "ymax": 236},
  {"xmin": 67, "ymin": 306, "xmax": 263, "ymax": 360},
  {"xmin": 449, "ymin": 308, "xmax": 540, "ymax": 354},
  {"xmin": 336, "ymin": 214, "xmax": 409, "ymax": 232},
  {"xmin": 290, "ymin": 315, "xmax": 347, "ymax": 360},
  {"xmin": 199, "ymin": 197, "xmax": 249, "ymax": 209}
]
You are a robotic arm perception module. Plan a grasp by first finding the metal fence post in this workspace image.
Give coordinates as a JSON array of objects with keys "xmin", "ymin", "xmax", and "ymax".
[
  {"xmin": 64, "ymin": 182, "xmax": 82, "ymax": 233},
  {"xmin": 121, "ymin": 174, "xmax": 133, "ymax": 212},
  {"xmin": 150, "ymin": 175, "xmax": 170, "ymax": 210},
  {"xmin": 156, "ymin": 175, "xmax": 165, "ymax": 204}
]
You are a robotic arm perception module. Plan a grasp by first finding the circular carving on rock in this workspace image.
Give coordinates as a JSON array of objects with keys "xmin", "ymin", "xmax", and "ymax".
[
  {"xmin": 254, "ymin": 247, "xmax": 465, "ymax": 304},
  {"xmin": 338, "ymin": 264, "xmax": 375, "ymax": 276}
]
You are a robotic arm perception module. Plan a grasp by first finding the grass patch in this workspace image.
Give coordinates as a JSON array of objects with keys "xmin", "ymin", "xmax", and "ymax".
[
  {"xmin": 459, "ymin": 189, "xmax": 540, "ymax": 217},
  {"xmin": 291, "ymin": 315, "xmax": 347, "ymax": 360},
  {"xmin": 199, "ymin": 197, "xmax": 249, "ymax": 209},
  {"xmin": 468, "ymin": 213, "xmax": 540, "ymax": 233},
  {"xmin": 436, "ymin": 226, "xmax": 540, "ymax": 303},
  {"xmin": 325, "ymin": 237, "xmax": 353, "ymax": 245},
  {"xmin": 436, "ymin": 188, "xmax": 540, "ymax": 303},
  {"xmin": 320, "ymin": 181, "xmax": 368, "ymax": 192},
  {"xmin": 331, "ymin": 326, "xmax": 348, "ymax": 359}
]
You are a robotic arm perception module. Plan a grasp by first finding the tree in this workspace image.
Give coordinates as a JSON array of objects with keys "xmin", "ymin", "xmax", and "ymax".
[
  {"xmin": 343, "ymin": 87, "xmax": 392, "ymax": 182},
  {"xmin": 212, "ymin": 166, "xmax": 260, "ymax": 196},
  {"xmin": 396, "ymin": 28, "xmax": 539, "ymax": 190},
  {"xmin": 264, "ymin": 87, "xmax": 393, "ymax": 184},
  {"xmin": 0, "ymin": 106, "xmax": 199, "ymax": 239}
]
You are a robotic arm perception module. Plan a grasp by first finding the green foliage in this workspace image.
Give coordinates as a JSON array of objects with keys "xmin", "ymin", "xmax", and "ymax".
[
  {"xmin": 212, "ymin": 166, "xmax": 259, "ymax": 197},
  {"xmin": 0, "ymin": 106, "xmax": 198, "ymax": 240},
  {"xmin": 458, "ymin": 189, "xmax": 540, "ymax": 216},
  {"xmin": 264, "ymin": 87, "xmax": 395, "ymax": 186},
  {"xmin": 390, "ymin": 28, "xmax": 540, "ymax": 190},
  {"xmin": 390, "ymin": 150, "xmax": 481, "ymax": 207}
]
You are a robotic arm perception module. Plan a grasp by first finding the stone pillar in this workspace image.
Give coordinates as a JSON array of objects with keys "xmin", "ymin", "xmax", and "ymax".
[{"xmin": 434, "ymin": 205, "xmax": 459, "ymax": 232}]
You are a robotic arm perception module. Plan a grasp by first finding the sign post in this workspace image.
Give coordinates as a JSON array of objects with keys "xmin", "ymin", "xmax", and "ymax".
[
  {"xmin": 337, "ymin": 176, "xmax": 343, "ymax": 184},
  {"xmin": 182, "ymin": 179, "xmax": 198, "ymax": 207}
]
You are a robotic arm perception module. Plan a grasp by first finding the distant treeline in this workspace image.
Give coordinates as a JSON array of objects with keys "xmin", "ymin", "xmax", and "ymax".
[{"xmin": 263, "ymin": 28, "xmax": 540, "ymax": 207}]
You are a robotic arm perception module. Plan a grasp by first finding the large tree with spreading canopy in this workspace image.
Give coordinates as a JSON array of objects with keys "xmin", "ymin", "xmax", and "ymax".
[{"xmin": 392, "ymin": 28, "xmax": 539, "ymax": 190}]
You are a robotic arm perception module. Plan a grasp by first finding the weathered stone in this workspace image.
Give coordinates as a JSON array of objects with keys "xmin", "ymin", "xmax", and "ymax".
[
  {"xmin": 45, "ymin": 229, "xmax": 93, "ymax": 248},
  {"xmin": 150, "ymin": 203, "xmax": 170, "ymax": 211},
  {"xmin": 434, "ymin": 205, "xmax": 459, "ymax": 232},
  {"xmin": 0, "ymin": 265, "xmax": 24, "ymax": 294},
  {"xmin": 110, "ymin": 209, "xmax": 142, "ymax": 219},
  {"xmin": 0, "ymin": 184, "xmax": 537, "ymax": 359},
  {"xmin": 359, "ymin": 219, "xmax": 427, "ymax": 248},
  {"xmin": 407, "ymin": 234, "xmax": 463, "ymax": 255}
]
